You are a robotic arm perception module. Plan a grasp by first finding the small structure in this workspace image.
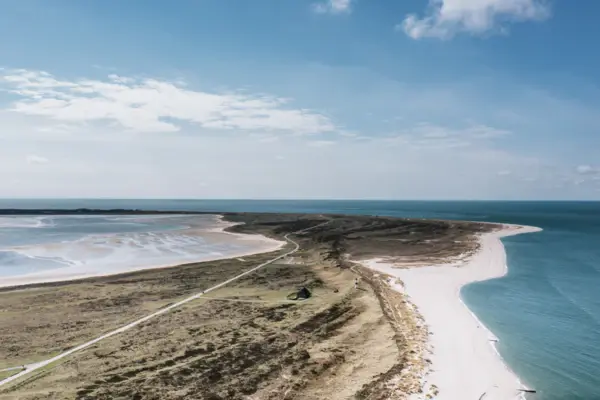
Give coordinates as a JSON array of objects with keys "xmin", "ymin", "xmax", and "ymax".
[{"xmin": 287, "ymin": 287, "xmax": 311, "ymax": 301}]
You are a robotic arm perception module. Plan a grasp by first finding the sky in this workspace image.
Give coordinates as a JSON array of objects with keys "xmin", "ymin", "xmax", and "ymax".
[{"xmin": 1, "ymin": 0, "xmax": 599, "ymax": 200}]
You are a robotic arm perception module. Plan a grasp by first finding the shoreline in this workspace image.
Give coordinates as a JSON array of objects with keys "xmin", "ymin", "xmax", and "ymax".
[
  {"xmin": 363, "ymin": 223, "xmax": 542, "ymax": 400},
  {"xmin": 0, "ymin": 214, "xmax": 286, "ymax": 289}
]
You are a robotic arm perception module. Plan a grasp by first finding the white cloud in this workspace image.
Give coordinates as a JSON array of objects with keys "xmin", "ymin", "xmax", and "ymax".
[
  {"xmin": 497, "ymin": 170, "xmax": 512, "ymax": 176},
  {"xmin": 1, "ymin": 69, "xmax": 336, "ymax": 134},
  {"xmin": 400, "ymin": 0, "xmax": 550, "ymax": 39},
  {"xmin": 36, "ymin": 123, "xmax": 75, "ymax": 134},
  {"xmin": 307, "ymin": 140, "xmax": 336, "ymax": 147},
  {"xmin": 251, "ymin": 133, "xmax": 280, "ymax": 143},
  {"xmin": 1, "ymin": 126, "xmax": 595, "ymax": 200},
  {"xmin": 26, "ymin": 155, "xmax": 49, "ymax": 164},
  {"xmin": 573, "ymin": 165, "xmax": 600, "ymax": 187},
  {"xmin": 576, "ymin": 165, "xmax": 598, "ymax": 175},
  {"xmin": 1, "ymin": 63, "xmax": 598, "ymax": 200},
  {"xmin": 384, "ymin": 122, "xmax": 510, "ymax": 149},
  {"xmin": 312, "ymin": 0, "xmax": 352, "ymax": 14}
]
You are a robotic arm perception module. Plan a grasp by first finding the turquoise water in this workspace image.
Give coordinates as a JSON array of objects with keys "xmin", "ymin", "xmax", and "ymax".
[
  {"xmin": 1, "ymin": 199, "xmax": 599, "ymax": 399},
  {"xmin": 461, "ymin": 204, "xmax": 600, "ymax": 400}
]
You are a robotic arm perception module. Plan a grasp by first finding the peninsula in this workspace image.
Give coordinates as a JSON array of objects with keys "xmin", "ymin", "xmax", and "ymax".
[{"xmin": 0, "ymin": 211, "xmax": 537, "ymax": 400}]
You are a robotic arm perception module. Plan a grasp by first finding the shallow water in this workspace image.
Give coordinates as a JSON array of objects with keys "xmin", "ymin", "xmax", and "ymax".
[
  {"xmin": 1, "ymin": 199, "xmax": 599, "ymax": 399},
  {"xmin": 0, "ymin": 214, "xmax": 253, "ymax": 280}
]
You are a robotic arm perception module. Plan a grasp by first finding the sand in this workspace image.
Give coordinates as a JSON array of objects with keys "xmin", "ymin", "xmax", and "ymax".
[
  {"xmin": 0, "ymin": 215, "xmax": 285, "ymax": 289},
  {"xmin": 363, "ymin": 224, "xmax": 542, "ymax": 400}
]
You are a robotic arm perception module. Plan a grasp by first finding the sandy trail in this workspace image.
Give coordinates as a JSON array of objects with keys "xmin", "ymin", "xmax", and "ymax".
[
  {"xmin": 364, "ymin": 224, "xmax": 542, "ymax": 400},
  {"xmin": 0, "ymin": 221, "xmax": 328, "ymax": 389}
]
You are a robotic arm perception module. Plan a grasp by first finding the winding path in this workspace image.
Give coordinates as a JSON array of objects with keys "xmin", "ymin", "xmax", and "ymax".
[{"xmin": 0, "ymin": 221, "xmax": 327, "ymax": 389}]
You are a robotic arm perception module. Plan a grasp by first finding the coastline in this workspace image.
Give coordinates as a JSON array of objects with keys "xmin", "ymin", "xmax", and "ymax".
[
  {"xmin": 2, "ymin": 211, "xmax": 519, "ymax": 399},
  {"xmin": 0, "ymin": 214, "xmax": 286, "ymax": 289},
  {"xmin": 363, "ymin": 223, "xmax": 542, "ymax": 400}
]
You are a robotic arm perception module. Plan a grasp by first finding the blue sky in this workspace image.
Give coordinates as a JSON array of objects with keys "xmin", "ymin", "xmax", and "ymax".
[{"xmin": 1, "ymin": 0, "xmax": 599, "ymax": 199}]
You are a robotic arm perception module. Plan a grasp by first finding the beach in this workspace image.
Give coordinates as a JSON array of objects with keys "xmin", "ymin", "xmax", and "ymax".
[{"xmin": 364, "ymin": 224, "xmax": 542, "ymax": 400}]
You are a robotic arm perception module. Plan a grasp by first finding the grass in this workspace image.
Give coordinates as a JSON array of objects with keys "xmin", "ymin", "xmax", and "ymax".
[{"xmin": 0, "ymin": 369, "xmax": 22, "ymax": 381}]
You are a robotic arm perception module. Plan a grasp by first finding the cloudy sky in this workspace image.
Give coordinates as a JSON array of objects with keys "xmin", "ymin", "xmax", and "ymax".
[{"xmin": 1, "ymin": 0, "xmax": 599, "ymax": 200}]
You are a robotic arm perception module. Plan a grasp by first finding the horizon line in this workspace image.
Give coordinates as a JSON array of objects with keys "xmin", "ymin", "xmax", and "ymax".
[{"xmin": 0, "ymin": 198, "xmax": 599, "ymax": 203}]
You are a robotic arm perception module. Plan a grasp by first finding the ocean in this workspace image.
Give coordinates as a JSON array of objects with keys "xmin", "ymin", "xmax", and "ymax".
[{"xmin": 1, "ymin": 199, "xmax": 599, "ymax": 399}]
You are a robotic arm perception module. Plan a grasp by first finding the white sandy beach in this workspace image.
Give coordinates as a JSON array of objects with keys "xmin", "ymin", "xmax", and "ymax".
[
  {"xmin": 0, "ymin": 215, "xmax": 285, "ymax": 288},
  {"xmin": 364, "ymin": 224, "xmax": 542, "ymax": 400}
]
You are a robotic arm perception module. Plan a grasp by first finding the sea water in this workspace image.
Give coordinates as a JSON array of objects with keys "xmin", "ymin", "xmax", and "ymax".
[{"xmin": 0, "ymin": 199, "xmax": 599, "ymax": 399}]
